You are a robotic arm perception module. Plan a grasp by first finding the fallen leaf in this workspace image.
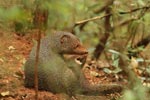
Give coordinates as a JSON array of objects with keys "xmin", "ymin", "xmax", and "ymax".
[
  {"xmin": 130, "ymin": 57, "xmax": 138, "ymax": 69},
  {"xmin": 90, "ymin": 71, "xmax": 99, "ymax": 77},
  {"xmin": 1, "ymin": 91, "xmax": 10, "ymax": 97},
  {"xmin": 8, "ymin": 46, "xmax": 15, "ymax": 50}
]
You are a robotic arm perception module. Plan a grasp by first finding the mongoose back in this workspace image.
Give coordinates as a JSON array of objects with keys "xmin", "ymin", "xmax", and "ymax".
[{"xmin": 24, "ymin": 31, "xmax": 123, "ymax": 97}]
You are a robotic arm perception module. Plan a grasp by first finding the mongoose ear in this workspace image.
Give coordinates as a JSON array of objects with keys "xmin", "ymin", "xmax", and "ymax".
[{"xmin": 60, "ymin": 35, "xmax": 70, "ymax": 44}]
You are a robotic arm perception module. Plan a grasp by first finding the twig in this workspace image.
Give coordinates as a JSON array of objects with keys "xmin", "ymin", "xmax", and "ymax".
[
  {"xmin": 75, "ymin": 6, "xmax": 150, "ymax": 26},
  {"xmin": 119, "ymin": 6, "xmax": 150, "ymax": 14},
  {"xmin": 113, "ymin": 18, "xmax": 136, "ymax": 28},
  {"xmin": 75, "ymin": 14, "xmax": 111, "ymax": 26}
]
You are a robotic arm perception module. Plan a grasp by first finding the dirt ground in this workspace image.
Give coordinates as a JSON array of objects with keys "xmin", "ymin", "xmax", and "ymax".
[{"xmin": 0, "ymin": 30, "xmax": 126, "ymax": 100}]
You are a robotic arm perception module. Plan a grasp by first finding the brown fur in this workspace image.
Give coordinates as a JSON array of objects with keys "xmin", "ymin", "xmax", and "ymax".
[{"xmin": 24, "ymin": 31, "xmax": 123, "ymax": 97}]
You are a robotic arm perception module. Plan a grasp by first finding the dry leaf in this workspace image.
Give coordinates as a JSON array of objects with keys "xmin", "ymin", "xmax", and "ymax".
[
  {"xmin": 0, "ymin": 91, "xmax": 10, "ymax": 97},
  {"xmin": 90, "ymin": 71, "xmax": 99, "ymax": 77}
]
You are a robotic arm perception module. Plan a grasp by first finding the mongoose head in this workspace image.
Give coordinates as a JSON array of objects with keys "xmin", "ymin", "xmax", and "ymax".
[{"xmin": 51, "ymin": 31, "xmax": 88, "ymax": 55}]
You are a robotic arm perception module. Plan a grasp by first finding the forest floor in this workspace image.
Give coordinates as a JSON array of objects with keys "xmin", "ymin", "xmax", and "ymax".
[{"xmin": 0, "ymin": 30, "xmax": 127, "ymax": 100}]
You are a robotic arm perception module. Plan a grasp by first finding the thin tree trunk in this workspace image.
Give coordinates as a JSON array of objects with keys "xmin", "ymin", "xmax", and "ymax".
[
  {"xmin": 93, "ymin": 7, "xmax": 111, "ymax": 60},
  {"xmin": 34, "ymin": 29, "xmax": 41, "ymax": 100}
]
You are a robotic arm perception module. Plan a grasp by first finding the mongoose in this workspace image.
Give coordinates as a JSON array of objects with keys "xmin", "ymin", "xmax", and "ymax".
[{"xmin": 24, "ymin": 31, "xmax": 123, "ymax": 97}]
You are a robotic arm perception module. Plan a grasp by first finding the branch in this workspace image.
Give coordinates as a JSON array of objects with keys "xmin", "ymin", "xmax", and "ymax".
[
  {"xmin": 75, "ymin": 6, "xmax": 150, "ymax": 26},
  {"xmin": 93, "ymin": 7, "xmax": 111, "ymax": 59},
  {"xmin": 75, "ymin": 14, "xmax": 111, "ymax": 26},
  {"xmin": 119, "ymin": 6, "xmax": 150, "ymax": 14},
  {"xmin": 113, "ymin": 17, "xmax": 137, "ymax": 28}
]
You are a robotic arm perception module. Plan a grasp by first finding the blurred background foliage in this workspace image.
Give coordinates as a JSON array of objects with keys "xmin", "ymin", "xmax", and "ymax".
[
  {"xmin": 0, "ymin": 0, "xmax": 150, "ymax": 47},
  {"xmin": 1, "ymin": 0, "xmax": 149, "ymax": 54},
  {"xmin": 0, "ymin": 0, "xmax": 150, "ymax": 100}
]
